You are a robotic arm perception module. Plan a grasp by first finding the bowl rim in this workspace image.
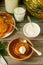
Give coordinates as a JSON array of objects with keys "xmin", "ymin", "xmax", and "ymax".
[
  {"xmin": 23, "ymin": 22, "xmax": 40, "ymax": 38},
  {"xmin": 7, "ymin": 37, "xmax": 33, "ymax": 60}
]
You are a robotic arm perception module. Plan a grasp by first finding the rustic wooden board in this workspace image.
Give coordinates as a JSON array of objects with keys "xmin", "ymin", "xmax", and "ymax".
[
  {"xmin": 4, "ymin": 40, "xmax": 43, "ymax": 65},
  {"xmin": 4, "ymin": 46, "xmax": 43, "ymax": 65},
  {"xmin": 0, "ymin": 23, "xmax": 43, "ymax": 41},
  {"xmin": 0, "ymin": 1, "xmax": 43, "ymax": 65}
]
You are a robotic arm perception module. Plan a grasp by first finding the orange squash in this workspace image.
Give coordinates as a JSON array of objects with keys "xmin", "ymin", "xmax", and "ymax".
[
  {"xmin": 24, "ymin": 0, "xmax": 43, "ymax": 18},
  {"xmin": 40, "ymin": 0, "xmax": 43, "ymax": 6}
]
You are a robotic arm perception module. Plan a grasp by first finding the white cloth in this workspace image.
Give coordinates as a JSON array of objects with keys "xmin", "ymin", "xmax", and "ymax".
[{"xmin": 0, "ymin": 56, "xmax": 7, "ymax": 65}]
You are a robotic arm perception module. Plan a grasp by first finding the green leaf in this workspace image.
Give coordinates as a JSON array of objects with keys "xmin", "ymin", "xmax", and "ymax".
[{"xmin": 0, "ymin": 41, "xmax": 8, "ymax": 56}]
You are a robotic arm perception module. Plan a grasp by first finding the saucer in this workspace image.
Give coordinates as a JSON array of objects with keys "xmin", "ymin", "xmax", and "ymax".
[{"xmin": 23, "ymin": 23, "xmax": 40, "ymax": 38}]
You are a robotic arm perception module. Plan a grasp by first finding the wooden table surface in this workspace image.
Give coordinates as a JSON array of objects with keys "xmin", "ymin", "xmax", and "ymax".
[{"xmin": 0, "ymin": 1, "xmax": 43, "ymax": 65}]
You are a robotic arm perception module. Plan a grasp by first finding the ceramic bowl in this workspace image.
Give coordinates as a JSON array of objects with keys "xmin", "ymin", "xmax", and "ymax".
[
  {"xmin": 23, "ymin": 23, "xmax": 40, "ymax": 38},
  {"xmin": 7, "ymin": 37, "xmax": 33, "ymax": 60}
]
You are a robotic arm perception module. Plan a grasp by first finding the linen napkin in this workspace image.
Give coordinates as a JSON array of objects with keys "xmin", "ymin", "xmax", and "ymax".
[{"xmin": 0, "ymin": 56, "xmax": 7, "ymax": 65}]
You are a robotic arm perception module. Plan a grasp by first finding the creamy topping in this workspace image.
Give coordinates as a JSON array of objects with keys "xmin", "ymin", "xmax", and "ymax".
[
  {"xmin": 19, "ymin": 46, "xmax": 26, "ymax": 54},
  {"xmin": 23, "ymin": 23, "xmax": 40, "ymax": 37},
  {"xmin": 26, "ymin": 23, "xmax": 40, "ymax": 37}
]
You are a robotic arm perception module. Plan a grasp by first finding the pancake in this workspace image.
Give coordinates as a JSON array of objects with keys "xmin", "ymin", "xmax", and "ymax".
[
  {"xmin": 6, "ymin": 25, "xmax": 13, "ymax": 33},
  {"xmin": 0, "ymin": 33, "xmax": 4, "ymax": 37},
  {"xmin": 0, "ymin": 12, "xmax": 15, "ymax": 38},
  {"xmin": 0, "ymin": 23, "xmax": 8, "ymax": 33}
]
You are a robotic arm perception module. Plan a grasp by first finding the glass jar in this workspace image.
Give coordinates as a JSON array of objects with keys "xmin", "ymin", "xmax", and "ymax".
[
  {"xmin": 5, "ymin": 0, "xmax": 18, "ymax": 13},
  {"xmin": 14, "ymin": 7, "xmax": 26, "ymax": 22}
]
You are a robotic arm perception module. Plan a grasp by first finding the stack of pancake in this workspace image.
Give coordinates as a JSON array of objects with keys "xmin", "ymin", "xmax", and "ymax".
[{"xmin": 0, "ymin": 12, "xmax": 14, "ymax": 38}]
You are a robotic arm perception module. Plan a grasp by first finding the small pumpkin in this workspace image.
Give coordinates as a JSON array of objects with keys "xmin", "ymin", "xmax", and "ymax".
[{"xmin": 24, "ymin": 0, "xmax": 43, "ymax": 18}]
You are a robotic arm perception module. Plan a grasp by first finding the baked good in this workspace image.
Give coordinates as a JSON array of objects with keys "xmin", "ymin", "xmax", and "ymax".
[{"xmin": 0, "ymin": 12, "xmax": 15, "ymax": 38}]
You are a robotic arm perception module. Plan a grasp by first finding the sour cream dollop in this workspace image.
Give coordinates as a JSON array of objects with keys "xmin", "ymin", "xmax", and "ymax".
[{"xmin": 19, "ymin": 46, "xmax": 26, "ymax": 54}]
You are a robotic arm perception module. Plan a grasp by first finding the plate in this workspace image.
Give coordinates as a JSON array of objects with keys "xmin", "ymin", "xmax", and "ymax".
[
  {"xmin": 0, "ymin": 12, "xmax": 15, "ymax": 38},
  {"xmin": 2, "ymin": 28, "xmax": 14, "ymax": 38},
  {"xmin": 23, "ymin": 23, "xmax": 40, "ymax": 38},
  {"xmin": 2, "ymin": 18, "xmax": 15, "ymax": 38}
]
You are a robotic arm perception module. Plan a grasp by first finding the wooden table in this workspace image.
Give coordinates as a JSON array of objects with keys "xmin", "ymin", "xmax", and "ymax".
[{"xmin": 0, "ymin": 1, "xmax": 43, "ymax": 65}]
